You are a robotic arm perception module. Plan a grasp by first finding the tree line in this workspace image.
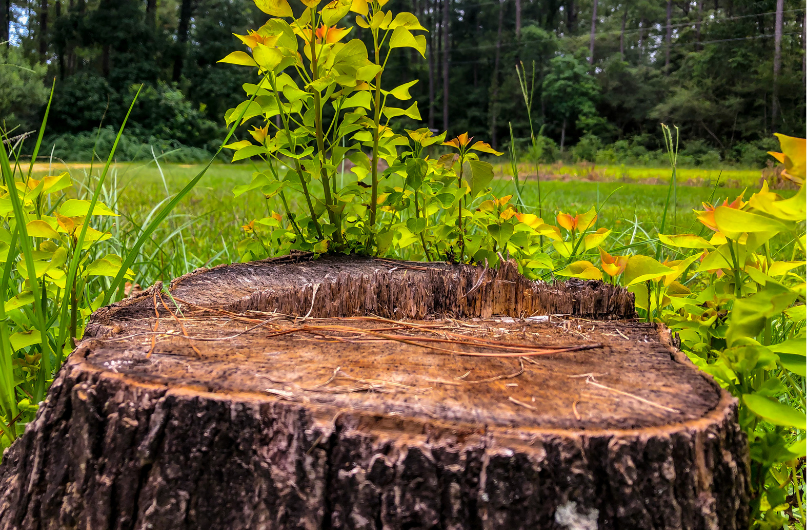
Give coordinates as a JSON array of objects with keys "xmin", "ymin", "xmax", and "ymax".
[{"xmin": 1, "ymin": 0, "xmax": 805, "ymax": 163}]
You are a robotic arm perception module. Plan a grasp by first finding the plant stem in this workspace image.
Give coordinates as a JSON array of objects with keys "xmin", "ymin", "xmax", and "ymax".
[
  {"xmin": 369, "ymin": 28, "xmax": 382, "ymax": 234},
  {"xmin": 457, "ymin": 151, "xmax": 465, "ymax": 262},
  {"xmin": 267, "ymin": 74, "xmax": 323, "ymax": 240},
  {"xmin": 309, "ymin": 9, "xmax": 341, "ymax": 244}
]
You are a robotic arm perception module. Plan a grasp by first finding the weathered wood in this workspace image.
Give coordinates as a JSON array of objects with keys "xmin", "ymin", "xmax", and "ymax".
[{"xmin": 0, "ymin": 254, "xmax": 749, "ymax": 530}]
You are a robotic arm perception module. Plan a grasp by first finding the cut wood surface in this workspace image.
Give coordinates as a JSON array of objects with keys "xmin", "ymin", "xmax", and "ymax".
[{"xmin": 0, "ymin": 254, "xmax": 749, "ymax": 530}]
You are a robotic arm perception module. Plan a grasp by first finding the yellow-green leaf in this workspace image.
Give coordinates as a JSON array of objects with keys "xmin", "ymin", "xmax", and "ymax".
[
  {"xmin": 556, "ymin": 261, "xmax": 603, "ymax": 280},
  {"xmin": 26, "ymin": 220, "xmax": 59, "ymax": 239},
  {"xmin": 713, "ymin": 206, "xmax": 789, "ymax": 237},
  {"xmin": 388, "ymin": 27, "xmax": 426, "ymax": 57},
  {"xmin": 218, "ymin": 51, "xmax": 258, "ymax": 67},
  {"xmin": 658, "ymin": 233, "xmax": 715, "ymax": 249},
  {"xmin": 4, "ymin": 291, "xmax": 34, "ymax": 312},
  {"xmin": 742, "ymin": 394, "xmax": 806, "ymax": 428},
  {"xmin": 387, "ymin": 80, "xmax": 418, "ymax": 100},
  {"xmin": 10, "ymin": 330, "xmax": 41, "ymax": 351},
  {"xmin": 622, "ymin": 255, "xmax": 674, "ymax": 286},
  {"xmin": 254, "ymin": 0, "xmax": 293, "ymax": 17},
  {"xmin": 59, "ymin": 199, "xmax": 118, "ymax": 217}
]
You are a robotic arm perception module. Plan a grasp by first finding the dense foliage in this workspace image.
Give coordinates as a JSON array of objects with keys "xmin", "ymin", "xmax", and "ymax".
[{"xmin": 1, "ymin": 0, "xmax": 805, "ymax": 161}]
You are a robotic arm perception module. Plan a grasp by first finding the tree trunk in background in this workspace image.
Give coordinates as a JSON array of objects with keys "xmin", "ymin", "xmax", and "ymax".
[
  {"xmin": 173, "ymin": 0, "xmax": 195, "ymax": 82},
  {"xmin": 560, "ymin": 118, "xmax": 566, "ymax": 151},
  {"xmin": 102, "ymin": 44, "xmax": 110, "ymax": 76},
  {"xmin": 638, "ymin": 18, "xmax": 645, "ymax": 59},
  {"xmin": 1, "ymin": 0, "xmax": 9, "ymax": 48},
  {"xmin": 588, "ymin": 0, "xmax": 597, "ymax": 64},
  {"xmin": 441, "ymin": 0, "xmax": 449, "ymax": 133},
  {"xmin": 665, "ymin": 0, "xmax": 672, "ymax": 72},
  {"xmin": 619, "ymin": 3, "xmax": 627, "ymax": 59},
  {"xmin": 515, "ymin": 0, "xmax": 521, "ymax": 37},
  {"xmin": 771, "ymin": 0, "xmax": 783, "ymax": 131},
  {"xmin": 55, "ymin": 0, "xmax": 64, "ymax": 79},
  {"xmin": 695, "ymin": 0, "xmax": 703, "ymax": 50},
  {"xmin": 39, "ymin": 0, "xmax": 48, "ymax": 61},
  {"xmin": 489, "ymin": 0, "xmax": 504, "ymax": 148},
  {"xmin": 429, "ymin": 0, "xmax": 437, "ymax": 129},
  {"xmin": 566, "ymin": 0, "xmax": 576, "ymax": 33},
  {"xmin": 146, "ymin": 0, "xmax": 157, "ymax": 27}
]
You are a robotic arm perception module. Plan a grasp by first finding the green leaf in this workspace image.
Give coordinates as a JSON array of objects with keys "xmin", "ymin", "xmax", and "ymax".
[
  {"xmin": 621, "ymin": 255, "xmax": 674, "ymax": 286},
  {"xmin": 10, "ymin": 330, "xmax": 41, "ymax": 351},
  {"xmin": 234, "ymin": 173, "xmax": 273, "ymax": 197},
  {"xmin": 487, "ymin": 223, "xmax": 514, "ymax": 249},
  {"xmin": 406, "ymin": 217, "xmax": 427, "ymax": 234},
  {"xmin": 465, "ymin": 160, "xmax": 493, "ymax": 197},
  {"xmin": 742, "ymin": 394, "xmax": 806, "ymax": 428},
  {"xmin": 59, "ymin": 199, "xmax": 118, "ymax": 217},
  {"xmin": 218, "ymin": 51, "xmax": 258, "ymax": 67},
  {"xmin": 232, "ymin": 145, "xmax": 269, "ymax": 162},
  {"xmin": 388, "ymin": 27, "xmax": 427, "ymax": 57},
  {"xmin": 405, "ymin": 158, "xmax": 427, "ymax": 190},
  {"xmin": 771, "ymin": 338, "xmax": 806, "ymax": 355},
  {"xmin": 376, "ymin": 230, "xmax": 395, "ymax": 254},
  {"xmin": 778, "ymin": 354, "xmax": 806, "ymax": 377}
]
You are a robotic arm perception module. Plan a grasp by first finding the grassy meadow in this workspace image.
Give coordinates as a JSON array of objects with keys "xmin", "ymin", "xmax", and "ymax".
[{"xmin": 30, "ymin": 159, "xmax": 764, "ymax": 288}]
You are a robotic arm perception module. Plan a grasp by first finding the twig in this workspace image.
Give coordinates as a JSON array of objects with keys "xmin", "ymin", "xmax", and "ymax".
[
  {"xmin": 509, "ymin": 396, "xmax": 537, "ymax": 411},
  {"xmin": 147, "ymin": 290, "xmax": 160, "ymax": 358},
  {"xmin": 460, "ymin": 259, "xmax": 488, "ymax": 298},
  {"xmin": 158, "ymin": 291, "xmax": 202, "ymax": 357},
  {"xmin": 302, "ymin": 283, "xmax": 321, "ymax": 320},
  {"xmin": 585, "ymin": 375, "xmax": 680, "ymax": 414},
  {"xmin": 572, "ymin": 400, "xmax": 582, "ymax": 420}
]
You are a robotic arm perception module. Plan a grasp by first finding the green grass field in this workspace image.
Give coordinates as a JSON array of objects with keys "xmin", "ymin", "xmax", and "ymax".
[{"xmin": 29, "ymin": 160, "xmax": 770, "ymax": 287}]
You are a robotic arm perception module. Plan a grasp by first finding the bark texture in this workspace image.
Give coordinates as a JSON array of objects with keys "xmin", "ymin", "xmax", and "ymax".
[{"xmin": 0, "ymin": 254, "xmax": 750, "ymax": 530}]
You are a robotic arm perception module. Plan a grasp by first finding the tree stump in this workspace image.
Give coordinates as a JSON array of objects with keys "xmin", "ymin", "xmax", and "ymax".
[{"xmin": 0, "ymin": 254, "xmax": 750, "ymax": 530}]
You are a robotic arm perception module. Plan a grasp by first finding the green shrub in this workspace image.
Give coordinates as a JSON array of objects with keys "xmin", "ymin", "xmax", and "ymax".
[{"xmin": 0, "ymin": 47, "xmax": 49, "ymax": 133}]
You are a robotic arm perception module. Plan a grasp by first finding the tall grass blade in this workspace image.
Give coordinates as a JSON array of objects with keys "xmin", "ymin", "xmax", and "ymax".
[
  {"xmin": 54, "ymin": 86, "xmax": 143, "ymax": 369},
  {"xmin": 103, "ymin": 79, "xmax": 265, "ymax": 306}
]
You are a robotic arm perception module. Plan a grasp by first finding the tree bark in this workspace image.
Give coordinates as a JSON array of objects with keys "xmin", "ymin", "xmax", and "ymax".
[
  {"xmin": 771, "ymin": 0, "xmax": 784, "ymax": 131},
  {"xmin": 566, "ymin": 0, "xmax": 576, "ymax": 33},
  {"xmin": 1, "ymin": 0, "xmax": 9, "ymax": 48},
  {"xmin": 588, "ymin": 0, "xmax": 597, "ymax": 64},
  {"xmin": 620, "ymin": 2, "xmax": 628, "ymax": 60},
  {"xmin": 515, "ymin": 0, "xmax": 521, "ymax": 37},
  {"xmin": 695, "ymin": 0, "xmax": 703, "ymax": 50},
  {"xmin": 173, "ymin": 0, "xmax": 195, "ymax": 83},
  {"xmin": 39, "ymin": 0, "xmax": 48, "ymax": 62},
  {"xmin": 490, "ymin": 0, "xmax": 504, "ymax": 149},
  {"xmin": 560, "ymin": 117, "xmax": 567, "ymax": 151},
  {"xmin": 146, "ymin": 0, "xmax": 157, "ymax": 27},
  {"xmin": 441, "ymin": 0, "xmax": 450, "ymax": 133},
  {"xmin": 0, "ymin": 254, "xmax": 750, "ymax": 530},
  {"xmin": 665, "ymin": 0, "xmax": 672, "ymax": 72}
]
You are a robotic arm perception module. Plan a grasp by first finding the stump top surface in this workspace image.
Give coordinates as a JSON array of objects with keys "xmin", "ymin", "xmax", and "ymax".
[{"xmin": 79, "ymin": 255, "xmax": 723, "ymax": 434}]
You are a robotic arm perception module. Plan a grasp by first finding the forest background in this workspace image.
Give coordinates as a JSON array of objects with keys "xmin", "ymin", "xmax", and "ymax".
[{"xmin": 0, "ymin": 0, "xmax": 805, "ymax": 166}]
